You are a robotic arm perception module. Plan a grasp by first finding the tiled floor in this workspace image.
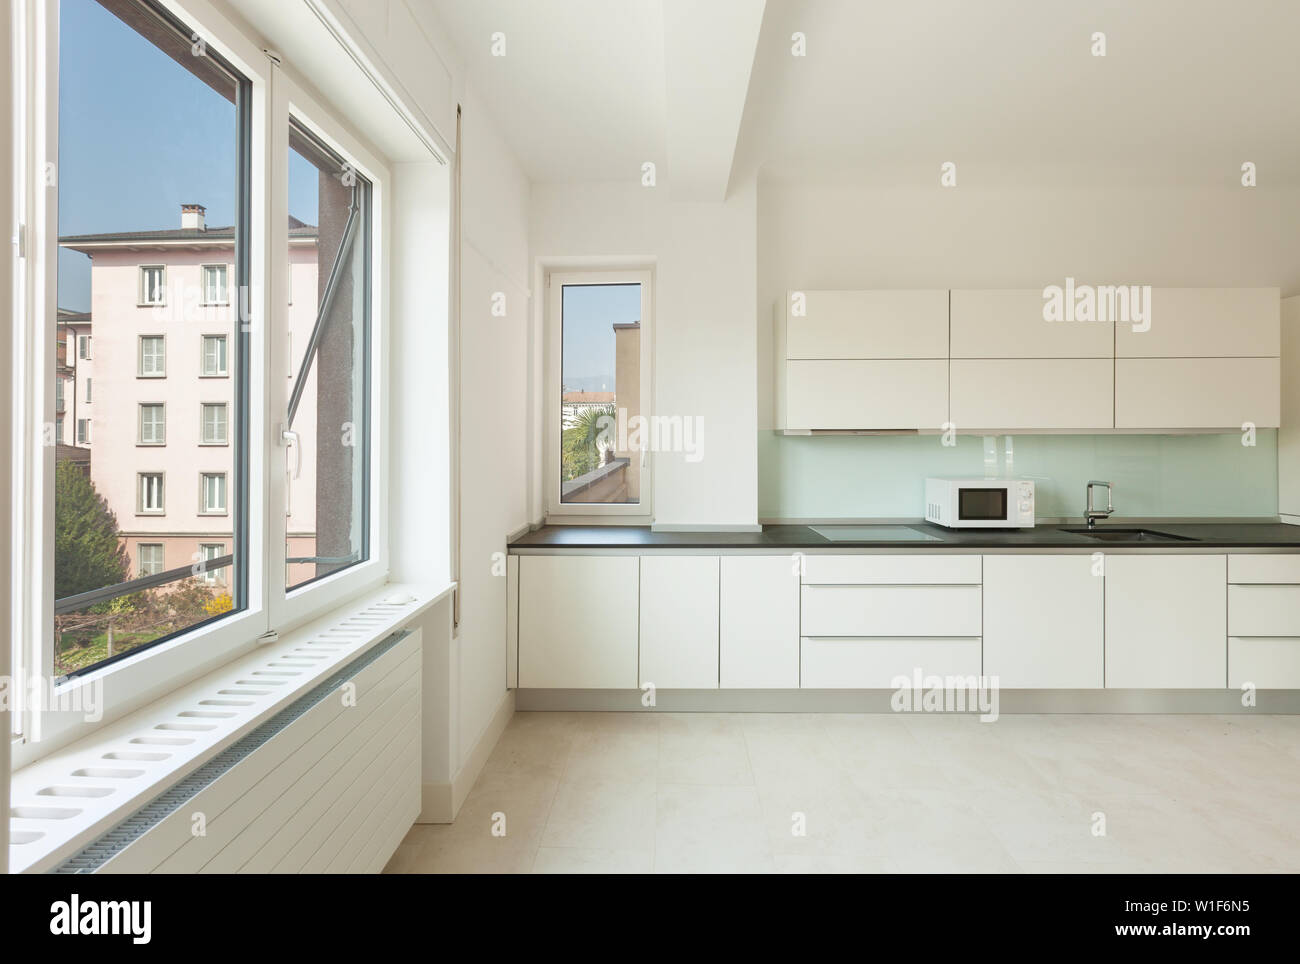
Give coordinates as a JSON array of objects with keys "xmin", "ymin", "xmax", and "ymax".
[{"xmin": 383, "ymin": 711, "xmax": 1300, "ymax": 874}]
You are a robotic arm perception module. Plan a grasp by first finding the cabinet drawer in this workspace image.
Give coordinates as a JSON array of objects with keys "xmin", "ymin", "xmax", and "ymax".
[
  {"xmin": 801, "ymin": 637, "xmax": 982, "ymax": 688},
  {"xmin": 1228, "ymin": 585, "xmax": 1300, "ymax": 636},
  {"xmin": 784, "ymin": 359, "xmax": 949, "ymax": 430},
  {"xmin": 1228, "ymin": 554, "xmax": 1300, "ymax": 584},
  {"xmin": 801, "ymin": 554, "xmax": 981, "ymax": 585},
  {"xmin": 801, "ymin": 585, "xmax": 982, "ymax": 637},
  {"xmin": 1229, "ymin": 638, "xmax": 1300, "ymax": 688}
]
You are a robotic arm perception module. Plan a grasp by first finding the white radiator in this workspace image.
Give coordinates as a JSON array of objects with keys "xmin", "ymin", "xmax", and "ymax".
[{"xmin": 53, "ymin": 629, "xmax": 422, "ymax": 874}]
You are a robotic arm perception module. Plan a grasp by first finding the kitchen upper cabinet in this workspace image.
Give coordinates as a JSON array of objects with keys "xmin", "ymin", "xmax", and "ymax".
[
  {"xmin": 1115, "ymin": 357, "xmax": 1280, "ymax": 428},
  {"xmin": 950, "ymin": 289, "xmax": 1113, "ymax": 358},
  {"xmin": 1104, "ymin": 555, "xmax": 1227, "ymax": 688},
  {"xmin": 785, "ymin": 290, "xmax": 949, "ymax": 359},
  {"xmin": 518, "ymin": 555, "xmax": 639, "ymax": 689},
  {"xmin": 983, "ymin": 555, "xmax": 1103, "ymax": 688},
  {"xmin": 1114, "ymin": 287, "xmax": 1280, "ymax": 358},
  {"xmin": 950, "ymin": 358, "xmax": 1113, "ymax": 430},
  {"xmin": 776, "ymin": 291, "xmax": 948, "ymax": 431},
  {"xmin": 639, "ymin": 556, "xmax": 719, "ymax": 689},
  {"xmin": 719, "ymin": 555, "xmax": 800, "ymax": 688}
]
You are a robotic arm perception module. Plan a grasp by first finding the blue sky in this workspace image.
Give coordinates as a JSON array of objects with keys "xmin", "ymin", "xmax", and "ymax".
[
  {"xmin": 561, "ymin": 283, "xmax": 641, "ymax": 393},
  {"xmin": 57, "ymin": 0, "xmax": 317, "ymax": 310}
]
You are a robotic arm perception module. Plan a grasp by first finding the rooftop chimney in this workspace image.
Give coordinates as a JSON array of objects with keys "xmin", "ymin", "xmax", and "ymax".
[{"xmin": 181, "ymin": 203, "xmax": 206, "ymax": 231}]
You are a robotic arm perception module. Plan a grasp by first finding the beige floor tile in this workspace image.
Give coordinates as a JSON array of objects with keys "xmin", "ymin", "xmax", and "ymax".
[
  {"xmin": 541, "ymin": 778, "xmax": 657, "ymax": 852},
  {"xmin": 773, "ymin": 854, "xmax": 899, "ymax": 874},
  {"xmin": 654, "ymin": 784, "xmax": 774, "ymax": 873},
  {"xmin": 563, "ymin": 715, "xmax": 660, "ymax": 783},
  {"xmin": 531, "ymin": 847, "xmax": 653, "ymax": 874},
  {"xmin": 657, "ymin": 714, "xmax": 754, "ymax": 786}
]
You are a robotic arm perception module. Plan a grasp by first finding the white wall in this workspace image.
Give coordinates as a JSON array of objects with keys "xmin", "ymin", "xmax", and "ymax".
[
  {"xmin": 529, "ymin": 178, "xmax": 760, "ymax": 528},
  {"xmin": 1, "ymin": 0, "xmax": 13, "ymax": 871}
]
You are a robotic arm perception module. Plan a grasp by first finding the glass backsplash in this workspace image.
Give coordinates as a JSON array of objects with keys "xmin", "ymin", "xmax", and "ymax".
[{"xmin": 759, "ymin": 431, "xmax": 1278, "ymax": 520}]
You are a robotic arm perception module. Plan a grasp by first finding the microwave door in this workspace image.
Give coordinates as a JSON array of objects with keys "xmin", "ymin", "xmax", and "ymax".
[{"xmin": 958, "ymin": 487, "xmax": 1007, "ymax": 522}]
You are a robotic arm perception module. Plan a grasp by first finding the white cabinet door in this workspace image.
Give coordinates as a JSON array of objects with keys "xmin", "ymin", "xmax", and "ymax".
[
  {"xmin": 950, "ymin": 359, "xmax": 1113, "ymax": 430},
  {"xmin": 983, "ymin": 555, "xmax": 1103, "ymax": 688},
  {"xmin": 1114, "ymin": 287, "xmax": 1279, "ymax": 358},
  {"xmin": 950, "ymin": 289, "xmax": 1113, "ymax": 358},
  {"xmin": 1229, "ymin": 638, "xmax": 1300, "ymax": 688},
  {"xmin": 720, "ymin": 555, "xmax": 800, "ymax": 688},
  {"xmin": 1115, "ymin": 357, "xmax": 1280, "ymax": 428},
  {"xmin": 801, "ymin": 638, "xmax": 982, "ymax": 688},
  {"xmin": 784, "ymin": 359, "xmax": 949, "ymax": 430},
  {"xmin": 1228, "ymin": 586, "xmax": 1300, "ymax": 637},
  {"xmin": 518, "ymin": 555, "xmax": 639, "ymax": 689},
  {"xmin": 1105, "ymin": 555, "xmax": 1227, "ymax": 688},
  {"xmin": 785, "ymin": 290, "xmax": 949, "ymax": 359},
  {"xmin": 639, "ymin": 556, "xmax": 719, "ymax": 689}
]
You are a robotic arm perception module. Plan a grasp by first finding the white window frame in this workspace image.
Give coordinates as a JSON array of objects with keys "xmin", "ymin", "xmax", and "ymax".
[
  {"xmin": 138, "ymin": 334, "xmax": 166, "ymax": 377},
  {"xmin": 200, "ymin": 263, "xmax": 229, "ymax": 306},
  {"xmin": 201, "ymin": 333, "xmax": 228, "ymax": 376},
  {"xmin": 137, "ymin": 543, "xmax": 165, "ymax": 577},
  {"xmin": 200, "ymin": 401, "xmax": 228, "ymax": 445},
  {"xmin": 138, "ymin": 472, "xmax": 165, "ymax": 514},
  {"xmin": 77, "ymin": 333, "xmax": 91, "ymax": 359},
  {"xmin": 200, "ymin": 471, "xmax": 228, "ymax": 515},
  {"xmin": 198, "ymin": 543, "xmax": 226, "ymax": 585},
  {"xmin": 138, "ymin": 264, "xmax": 166, "ymax": 306},
  {"xmin": 75, "ymin": 418, "xmax": 90, "ymax": 445},
  {"xmin": 84, "ymin": 376, "xmax": 91, "ymax": 402},
  {"xmin": 544, "ymin": 267, "xmax": 655, "ymax": 521},
  {"xmin": 138, "ymin": 402, "xmax": 166, "ymax": 445},
  {"xmin": 11, "ymin": 0, "xmax": 393, "ymax": 767}
]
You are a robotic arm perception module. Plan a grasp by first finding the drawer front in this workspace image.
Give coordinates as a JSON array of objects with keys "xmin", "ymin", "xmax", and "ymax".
[
  {"xmin": 1228, "ymin": 585, "xmax": 1300, "ymax": 636},
  {"xmin": 801, "ymin": 554, "xmax": 981, "ymax": 586},
  {"xmin": 801, "ymin": 585, "xmax": 982, "ymax": 637},
  {"xmin": 1229, "ymin": 637, "xmax": 1300, "ymax": 689},
  {"xmin": 1228, "ymin": 554, "xmax": 1300, "ymax": 584},
  {"xmin": 801, "ymin": 637, "xmax": 982, "ymax": 689}
]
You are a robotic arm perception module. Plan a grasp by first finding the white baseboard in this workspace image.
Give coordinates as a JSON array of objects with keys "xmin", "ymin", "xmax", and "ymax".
[{"xmin": 417, "ymin": 689, "xmax": 515, "ymax": 823}]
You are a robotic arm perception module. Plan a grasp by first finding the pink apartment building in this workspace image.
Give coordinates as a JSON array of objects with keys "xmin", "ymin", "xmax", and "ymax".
[{"xmin": 59, "ymin": 203, "xmax": 322, "ymax": 590}]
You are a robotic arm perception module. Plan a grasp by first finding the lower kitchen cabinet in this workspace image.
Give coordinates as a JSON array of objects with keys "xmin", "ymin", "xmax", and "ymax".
[
  {"xmin": 719, "ymin": 555, "xmax": 800, "ymax": 688},
  {"xmin": 639, "ymin": 555, "xmax": 719, "ymax": 689},
  {"xmin": 1229, "ymin": 638, "xmax": 1300, "ymax": 688},
  {"xmin": 983, "ymin": 554, "xmax": 1103, "ymax": 688},
  {"xmin": 1104, "ymin": 554, "xmax": 1227, "ymax": 688},
  {"xmin": 801, "ymin": 637, "xmax": 982, "ymax": 689},
  {"xmin": 518, "ymin": 554, "xmax": 639, "ymax": 689}
]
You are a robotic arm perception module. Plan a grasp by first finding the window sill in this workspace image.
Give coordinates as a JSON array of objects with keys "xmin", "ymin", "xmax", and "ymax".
[{"xmin": 8, "ymin": 579, "xmax": 454, "ymax": 873}]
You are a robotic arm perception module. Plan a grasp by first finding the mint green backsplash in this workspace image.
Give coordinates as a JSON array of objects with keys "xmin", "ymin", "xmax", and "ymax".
[{"xmin": 759, "ymin": 431, "xmax": 1278, "ymax": 520}]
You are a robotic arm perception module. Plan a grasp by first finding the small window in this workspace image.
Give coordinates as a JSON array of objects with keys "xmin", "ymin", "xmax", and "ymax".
[
  {"xmin": 198, "ymin": 543, "xmax": 226, "ymax": 585},
  {"xmin": 139, "ymin": 403, "xmax": 166, "ymax": 445},
  {"xmin": 138, "ymin": 473, "xmax": 165, "ymax": 514},
  {"xmin": 55, "ymin": 378, "xmax": 64, "ymax": 410},
  {"xmin": 85, "ymin": 377, "xmax": 92, "ymax": 402},
  {"xmin": 201, "ymin": 334, "xmax": 228, "ymax": 376},
  {"xmin": 137, "ymin": 543, "xmax": 165, "ymax": 577},
  {"xmin": 139, "ymin": 265, "xmax": 166, "ymax": 305},
  {"xmin": 201, "ymin": 264, "xmax": 228, "ymax": 305},
  {"xmin": 201, "ymin": 403, "xmax": 228, "ymax": 445},
  {"xmin": 76, "ymin": 419, "xmax": 90, "ymax": 445},
  {"xmin": 55, "ymin": 417, "xmax": 65, "ymax": 445},
  {"xmin": 78, "ymin": 334, "xmax": 92, "ymax": 359},
  {"xmin": 200, "ymin": 472, "xmax": 227, "ymax": 514},
  {"xmin": 139, "ymin": 335, "xmax": 166, "ymax": 376}
]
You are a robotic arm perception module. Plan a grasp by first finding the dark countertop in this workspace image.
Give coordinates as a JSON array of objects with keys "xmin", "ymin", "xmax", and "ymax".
[{"xmin": 509, "ymin": 520, "xmax": 1300, "ymax": 550}]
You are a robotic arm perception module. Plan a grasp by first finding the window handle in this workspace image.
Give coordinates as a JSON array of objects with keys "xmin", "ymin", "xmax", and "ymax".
[{"xmin": 281, "ymin": 425, "xmax": 301, "ymax": 480}]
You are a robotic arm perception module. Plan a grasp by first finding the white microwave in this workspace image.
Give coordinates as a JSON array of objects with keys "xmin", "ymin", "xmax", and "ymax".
[{"xmin": 925, "ymin": 477, "xmax": 1035, "ymax": 528}]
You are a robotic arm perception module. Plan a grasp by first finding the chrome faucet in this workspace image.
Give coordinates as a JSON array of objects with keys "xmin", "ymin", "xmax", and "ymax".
[{"xmin": 1084, "ymin": 480, "xmax": 1113, "ymax": 528}]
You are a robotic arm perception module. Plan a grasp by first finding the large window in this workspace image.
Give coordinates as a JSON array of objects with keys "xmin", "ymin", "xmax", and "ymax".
[
  {"xmin": 546, "ymin": 271, "xmax": 653, "ymax": 516},
  {"xmin": 283, "ymin": 120, "xmax": 372, "ymax": 592}
]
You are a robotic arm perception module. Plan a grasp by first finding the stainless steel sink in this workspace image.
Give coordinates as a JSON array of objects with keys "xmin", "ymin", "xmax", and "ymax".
[{"xmin": 1060, "ymin": 527, "xmax": 1198, "ymax": 543}]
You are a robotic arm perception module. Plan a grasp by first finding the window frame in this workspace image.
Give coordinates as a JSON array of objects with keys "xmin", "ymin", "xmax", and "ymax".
[
  {"xmin": 200, "ymin": 470, "xmax": 228, "ymax": 516},
  {"xmin": 77, "ymin": 333, "xmax": 91, "ymax": 359},
  {"xmin": 200, "ymin": 332, "xmax": 228, "ymax": 376},
  {"xmin": 200, "ymin": 262, "xmax": 229, "ymax": 306},
  {"xmin": 75, "ymin": 418, "xmax": 90, "ymax": 445},
  {"xmin": 138, "ymin": 264, "xmax": 167, "ymax": 306},
  {"xmin": 544, "ymin": 267, "xmax": 655, "ymax": 522},
  {"xmin": 198, "ymin": 542, "xmax": 226, "ymax": 585},
  {"xmin": 138, "ymin": 334, "xmax": 166, "ymax": 377},
  {"xmin": 137, "ymin": 401, "xmax": 166, "ymax": 445},
  {"xmin": 136, "ymin": 543, "xmax": 165, "ymax": 577},
  {"xmin": 200, "ymin": 401, "xmax": 228, "ymax": 445},
  {"xmin": 137, "ymin": 471, "xmax": 165, "ymax": 515}
]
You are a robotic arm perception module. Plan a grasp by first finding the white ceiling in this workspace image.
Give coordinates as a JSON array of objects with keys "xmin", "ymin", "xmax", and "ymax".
[{"xmin": 430, "ymin": 0, "xmax": 1300, "ymax": 191}]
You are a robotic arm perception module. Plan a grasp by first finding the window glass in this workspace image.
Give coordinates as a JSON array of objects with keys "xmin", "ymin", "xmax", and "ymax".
[
  {"xmin": 53, "ymin": 0, "xmax": 247, "ymax": 677},
  {"xmin": 284, "ymin": 120, "xmax": 371, "ymax": 591},
  {"xmin": 202, "ymin": 334, "xmax": 227, "ymax": 375},
  {"xmin": 559, "ymin": 283, "xmax": 642, "ymax": 505}
]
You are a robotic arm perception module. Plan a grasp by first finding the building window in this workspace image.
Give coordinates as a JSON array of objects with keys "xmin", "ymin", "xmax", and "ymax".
[
  {"xmin": 201, "ymin": 264, "xmax": 228, "ymax": 305},
  {"xmin": 139, "ymin": 403, "xmax": 166, "ymax": 444},
  {"xmin": 138, "ymin": 473, "xmax": 165, "ymax": 514},
  {"xmin": 137, "ymin": 543, "xmax": 165, "ymax": 577},
  {"xmin": 201, "ymin": 402, "xmax": 228, "ymax": 445},
  {"xmin": 55, "ymin": 417, "xmax": 65, "ymax": 445},
  {"xmin": 547, "ymin": 272, "xmax": 652, "ymax": 516},
  {"xmin": 201, "ymin": 472, "xmax": 227, "ymax": 514},
  {"xmin": 139, "ymin": 335, "xmax": 166, "ymax": 376},
  {"xmin": 85, "ymin": 377, "xmax": 92, "ymax": 402},
  {"xmin": 198, "ymin": 543, "xmax": 226, "ymax": 585},
  {"xmin": 201, "ymin": 334, "xmax": 228, "ymax": 376},
  {"xmin": 139, "ymin": 265, "xmax": 166, "ymax": 305},
  {"xmin": 55, "ymin": 377, "xmax": 64, "ymax": 412},
  {"xmin": 78, "ymin": 334, "xmax": 92, "ymax": 359},
  {"xmin": 76, "ymin": 419, "xmax": 90, "ymax": 445}
]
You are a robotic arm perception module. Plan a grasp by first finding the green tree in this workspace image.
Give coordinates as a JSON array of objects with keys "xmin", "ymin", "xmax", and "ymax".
[
  {"xmin": 54, "ymin": 460, "xmax": 128, "ymax": 599},
  {"xmin": 561, "ymin": 404, "xmax": 615, "ymax": 482}
]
